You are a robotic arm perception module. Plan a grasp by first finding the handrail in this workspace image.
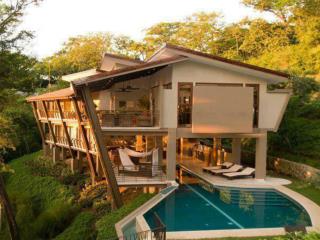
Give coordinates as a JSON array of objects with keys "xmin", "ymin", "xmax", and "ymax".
[
  {"xmin": 113, "ymin": 164, "xmax": 166, "ymax": 182},
  {"xmin": 110, "ymin": 222, "xmax": 166, "ymax": 240},
  {"xmin": 98, "ymin": 110, "xmax": 160, "ymax": 127}
]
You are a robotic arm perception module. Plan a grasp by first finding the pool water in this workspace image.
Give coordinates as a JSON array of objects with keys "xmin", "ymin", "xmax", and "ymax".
[{"xmin": 144, "ymin": 184, "xmax": 311, "ymax": 231}]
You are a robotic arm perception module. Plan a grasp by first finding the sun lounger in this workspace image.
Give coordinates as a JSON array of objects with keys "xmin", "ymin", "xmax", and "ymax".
[
  {"xmin": 210, "ymin": 164, "xmax": 243, "ymax": 175},
  {"xmin": 202, "ymin": 162, "xmax": 234, "ymax": 172},
  {"xmin": 222, "ymin": 167, "xmax": 255, "ymax": 179}
]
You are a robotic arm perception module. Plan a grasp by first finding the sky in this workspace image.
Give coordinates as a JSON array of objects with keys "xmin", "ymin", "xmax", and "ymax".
[{"xmin": 21, "ymin": 0, "xmax": 273, "ymax": 59}]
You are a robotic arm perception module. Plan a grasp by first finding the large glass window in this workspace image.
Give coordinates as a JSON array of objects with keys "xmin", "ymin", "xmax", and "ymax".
[{"xmin": 178, "ymin": 83, "xmax": 193, "ymax": 127}]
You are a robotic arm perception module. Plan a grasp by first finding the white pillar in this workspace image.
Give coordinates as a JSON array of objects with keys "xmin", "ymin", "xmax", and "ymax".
[
  {"xmin": 232, "ymin": 138, "xmax": 241, "ymax": 164},
  {"xmin": 155, "ymin": 136, "xmax": 163, "ymax": 166},
  {"xmin": 255, "ymin": 133, "xmax": 267, "ymax": 179},
  {"xmin": 167, "ymin": 129, "xmax": 177, "ymax": 181}
]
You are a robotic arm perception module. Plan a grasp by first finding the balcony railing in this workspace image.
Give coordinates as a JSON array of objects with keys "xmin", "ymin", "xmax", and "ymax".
[
  {"xmin": 45, "ymin": 134, "xmax": 96, "ymax": 152},
  {"xmin": 38, "ymin": 109, "xmax": 78, "ymax": 120},
  {"xmin": 98, "ymin": 110, "xmax": 159, "ymax": 128},
  {"xmin": 113, "ymin": 164, "xmax": 166, "ymax": 183}
]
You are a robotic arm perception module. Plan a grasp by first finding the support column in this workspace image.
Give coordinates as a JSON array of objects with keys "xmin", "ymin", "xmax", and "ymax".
[
  {"xmin": 155, "ymin": 136, "xmax": 163, "ymax": 166},
  {"xmin": 43, "ymin": 143, "xmax": 50, "ymax": 157},
  {"xmin": 136, "ymin": 135, "xmax": 143, "ymax": 151},
  {"xmin": 255, "ymin": 133, "xmax": 267, "ymax": 179},
  {"xmin": 231, "ymin": 138, "xmax": 241, "ymax": 164},
  {"xmin": 70, "ymin": 151, "xmax": 80, "ymax": 173},
  {"xmin": 52, "ymin": 146, "xmax": 60, "ymax": 163},
  {"xmin": 167, "ymin": 129, "xmax": 177, "ymax": 181},
  {"xmin": 61, "ymin": 147, "xmax": 67, "ymax": 161}
]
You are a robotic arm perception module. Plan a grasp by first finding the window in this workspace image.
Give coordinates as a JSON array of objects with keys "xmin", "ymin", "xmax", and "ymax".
[{"xmin": 178, "ymin": 83, "xmax": 193, "ymax": 127}]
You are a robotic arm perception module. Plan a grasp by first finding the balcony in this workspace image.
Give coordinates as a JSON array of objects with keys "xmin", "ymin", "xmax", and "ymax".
[
  {"xmin": 38, "ymin": 109, "xmax": 78, "ymax": 121},
  {"xmin": 98, "ymin": 110, "xmax": 159, "ymax": 128},
  {"xmin": 45, "ymin": 134, "xmax": 96, "ymax": 152}
]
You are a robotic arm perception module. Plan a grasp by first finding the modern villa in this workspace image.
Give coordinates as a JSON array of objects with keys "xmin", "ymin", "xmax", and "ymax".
[{"xmin": 27, "ymin": 44, "xmax": 320, "ymax": 239}]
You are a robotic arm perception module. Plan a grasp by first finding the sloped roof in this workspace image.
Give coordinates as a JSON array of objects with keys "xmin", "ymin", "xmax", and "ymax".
[
  {"xmin": 147, "ymin": 44, "xmax": 289, "ymax": 79},
  {"xmin": 73, "ymin": 56, "xmax": 187, "ymax": 87},
  {"xmin": 26, "ymin": 88, "xmax": 75, "ymax": 102}
]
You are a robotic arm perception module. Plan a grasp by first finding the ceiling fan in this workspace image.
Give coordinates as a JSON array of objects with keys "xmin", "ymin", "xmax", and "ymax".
[
  {"xmin": 125, "ymin": 80, "xmax": 139, "ymax": 91},
  {"xmin": 115, "ymin": 82, "xmax": 134, "ymax": 92}
]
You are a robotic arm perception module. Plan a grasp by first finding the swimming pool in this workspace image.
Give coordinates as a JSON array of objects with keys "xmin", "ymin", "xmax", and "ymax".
[{"xmin": 144, "ymin": 183, "xmax": 312, "ymax": 231}]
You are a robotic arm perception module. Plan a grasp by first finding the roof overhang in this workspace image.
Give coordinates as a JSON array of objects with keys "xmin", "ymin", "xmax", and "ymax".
[
  {"xmin": 73, "ymin": 56, "xmax": 187, "ymax": 92},
  {"xmin": 26, "ymin": 87, "xmax": 75, "ymax": 102},
  {"xmin": 147, "ymin": 44, "xmax": 289, "ymax": 84}
]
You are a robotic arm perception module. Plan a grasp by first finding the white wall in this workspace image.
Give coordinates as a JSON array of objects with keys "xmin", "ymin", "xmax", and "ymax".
[
  {"xmin": 259, "ymin": 89, "xmax": 290, "ymax": 131},
  {"xmin": 170, "ymin": 60, "xmax": 288, "ymax": 132}
]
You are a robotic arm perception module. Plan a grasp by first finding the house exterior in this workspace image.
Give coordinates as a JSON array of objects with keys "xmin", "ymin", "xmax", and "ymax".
[{"xmin": 27, "ymin": 44, "xmax": 291, "ymax": 208}]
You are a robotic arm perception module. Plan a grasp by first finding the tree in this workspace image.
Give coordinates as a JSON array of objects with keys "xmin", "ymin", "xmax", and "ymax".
[
  {"xmin": 0, "ymin": 163, "xmax": 19, "ymax": 240},
  {"xmin": 0, "ymin": 0, "xmax": 41, "ymax": 51},
  {"xmin": 241, "ymin": 0, "xmax": 297, "ymax": 23},
  {"xmin": 143, "ymin": 12, "xmax": 223, "ymax": 56},
  {"xmin": 39, "ymin": 33, "xmax": 144, "ymax": 80}
]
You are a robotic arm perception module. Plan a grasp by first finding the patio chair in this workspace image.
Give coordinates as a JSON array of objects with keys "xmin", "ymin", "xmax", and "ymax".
[
  {"xmin": 202, "ymin": 161, "xmax": 234, "ymax": 172},
  {"xmin": 210, "ymin": 164, "xmax": 243, "ymax": 175},
  {"xmin": 124, "ymin": 147, "xmax": 153, "ymax": 158},
  {"xmin": 222, "ymin": 167, "xmax": 255, "ymax": 180}
]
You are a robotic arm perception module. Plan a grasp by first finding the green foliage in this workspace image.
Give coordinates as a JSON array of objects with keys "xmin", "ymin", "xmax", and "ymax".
[
  {"xmin": 0, "ymin": 151, "xmax": 79, "ymax": 239},
  {"xmin": 95, "ymin": 193, "xmax": 155, "ymax": 239},
  {"xmin": 33, "ymin": 201, "xmax": 78, "ymax": 239},
  {"xmin": 26, "ymin": 154, "xmax": 87, "ymax": 186},
  {"xmin": 5, "ymin": 151, "xmax": 74, "ymax": 212},
  {"xmin": 54, "ymin": 212, "xmax": 96, "ymax": 240}
]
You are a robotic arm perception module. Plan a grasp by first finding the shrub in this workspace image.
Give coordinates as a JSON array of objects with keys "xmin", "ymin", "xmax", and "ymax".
[
  {"xmin": 32, "ymin": 201, "xmax": 79, "ymax": 239},
  {"xmin": 55, "ymin": 212, "xmax": 96, "ymax": 240},
  {"xmin": 96, "ymin": 193, "xmax": 155, "ymax": 240}
]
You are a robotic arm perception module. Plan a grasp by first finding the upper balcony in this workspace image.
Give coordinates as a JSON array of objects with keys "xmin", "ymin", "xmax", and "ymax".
[{"xmin": 97, "ymin": 110, "xmax": 159, "ymax": 128}]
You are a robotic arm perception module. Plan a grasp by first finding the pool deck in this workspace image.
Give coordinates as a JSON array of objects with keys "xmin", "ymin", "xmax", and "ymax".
[{"xmin": 178, "ymin": 156, "xmax": 291, "ymax": 188}]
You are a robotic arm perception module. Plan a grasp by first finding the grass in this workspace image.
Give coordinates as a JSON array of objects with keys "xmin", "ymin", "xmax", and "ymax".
[
  {"xmin": 1, "ymin": 151, "xmax": 77, "ymax": 239},
  {"xmin": 55, "ymin": 212, "xmax": 96, "ymax": 240},
  {"xmin": 5, "ymin": 151, "xmax": 74, "ymax": 210},
  {"xmin": 95, "ymin": 193, "xmax": 155, "ymax": 240},
  {"xmin": 281, "ymin": 175, "xmax": 320, "ymax": 206}
]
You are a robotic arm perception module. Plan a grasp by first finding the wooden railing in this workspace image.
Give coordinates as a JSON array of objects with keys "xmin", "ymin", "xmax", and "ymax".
[
  {"xmin": 98, "ymin": 110, "xmax": 159, "ymax": 128},
  {"xmin": 38, "ymin": 109, "xmax": 78, "ymax": 120},
  {"xmin": 45, "ymin": 134, "xmax": 96, "ymax": 152}
]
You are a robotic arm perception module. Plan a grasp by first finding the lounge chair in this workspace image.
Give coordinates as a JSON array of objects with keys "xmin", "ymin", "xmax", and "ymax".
[
  {"xmin": 202, "ymin": 162, "xmax": 234, "ymax": 172},
  {"xmin": 222, "ymin": 167, "xmax": 255, "ymax": 179},
  {"xmin": 210, "ymin": 164, "xmax": 243, "ymax": 175}
]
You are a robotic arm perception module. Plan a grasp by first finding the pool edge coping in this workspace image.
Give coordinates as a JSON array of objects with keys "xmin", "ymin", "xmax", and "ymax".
[{"xmin": 115, "ymin": 181, "xmax": 178, "ymax": 237}]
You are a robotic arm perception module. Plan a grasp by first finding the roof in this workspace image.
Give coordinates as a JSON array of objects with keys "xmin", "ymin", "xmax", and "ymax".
[
  {"xmin": 62, "ymin": 69, "xmax": 105, "ymax": 82},
  {"xmin": 103, "ymin": 52, "xmax": 144, "ymax": 64},
  {"xmin": 26, "ymin": 88, "xmax": 75, "ymax": 102},
  {"xmin": 73, "ymin": 56, "xmax": 187, "ymax": 88},
  {"xmin": 147, "ymin": 44, "xmax": 289, "ymax": 78}
]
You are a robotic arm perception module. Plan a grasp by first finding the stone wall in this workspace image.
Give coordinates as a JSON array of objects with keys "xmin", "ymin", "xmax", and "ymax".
[{"xmin": 268, "ymin": 157, "xmax": 320, "ymax": 184}]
